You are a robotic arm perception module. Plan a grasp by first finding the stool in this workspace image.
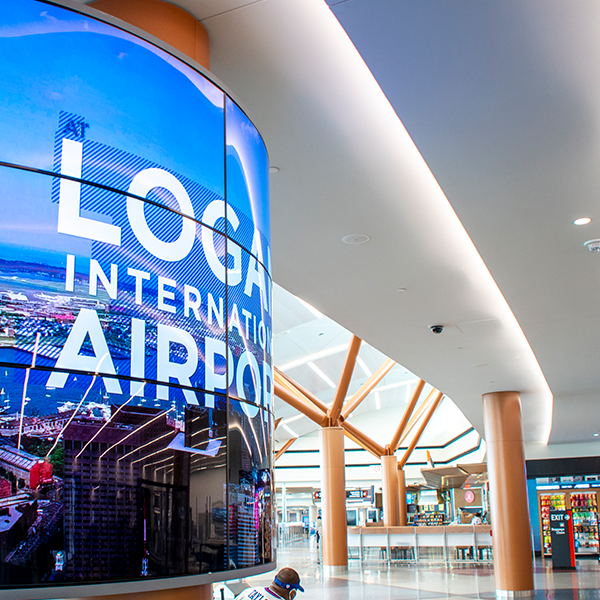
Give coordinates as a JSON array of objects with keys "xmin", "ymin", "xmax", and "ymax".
[{"xmin": 396, "ymin": 546, "xmax": 414, "ymax": 560}]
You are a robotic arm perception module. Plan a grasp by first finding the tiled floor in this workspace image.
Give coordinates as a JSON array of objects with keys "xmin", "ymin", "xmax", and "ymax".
[{"xmin": 223, "ymin": 538, "xmax": 600, "ymax": 600}]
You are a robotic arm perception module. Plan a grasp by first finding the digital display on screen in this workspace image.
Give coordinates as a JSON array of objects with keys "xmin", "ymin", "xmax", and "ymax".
[{"xmin": 0, "ymin": 0, "xmax": 273, "ymax": 589}]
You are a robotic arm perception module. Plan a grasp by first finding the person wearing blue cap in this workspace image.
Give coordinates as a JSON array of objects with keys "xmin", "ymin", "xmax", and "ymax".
[{"xmin": 236, "ymin": 568, "xmax": 305, "ymax": 600}]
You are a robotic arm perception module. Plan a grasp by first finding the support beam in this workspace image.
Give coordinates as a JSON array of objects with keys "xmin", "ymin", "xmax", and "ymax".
[
  {"xmin": 340, "ymin": 420, "xmax": 386, "ymax": 457},
  {"xmin": 397, "ymin": 468, "xmax": 407, "ymax": 526},
  {"xmin": 274, "ymin": 417, "xmax": 283, "ymax": 431},
  {"xmin": 381, "ymin": 455, "xmax": 400, "ymax": 526},
  {"xmin": 340, "ymin": 358, "xmax": 395, "ymax": 420},
  {"xmin": 389, "ymin": 379, "xmax": 425, "ymax": 453},
  {"xmin": 274, "ymin": 382, "xmax": 328, "ymax": 426},
  {"xmin": 397, "ymin": 388, "xmax": 437, "ymax": 447},
  {"xmin": 483, "ymin": 392, "xmax": 534, "ymax": 596},
  {"xmin": 275, "ymin": 372, "xmax": 310, "ymax": 401},
  {"xmin": 275, "ymin": 368, "xmax": 330, "ymax": 414},
  {"xmin": 398, "ymin": 391, "xmax": 444, "ymax": 469},
  {"xmin": 320, "ymin": 427, "xmax": 348, "ymax": 572},
  {"xmin": 275, "ymin": 437, "xmax": 298, "ymax": 461},
  {"xmin": 328, "ymin": 335, "xmax": 361, "ymax": 424},
  {"xmin": 342, "ymin": 429, "xmax": 379, "ymax": 458}
]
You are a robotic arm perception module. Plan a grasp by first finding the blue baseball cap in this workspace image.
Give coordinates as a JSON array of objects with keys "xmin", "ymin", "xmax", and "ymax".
[{"xmin": 274, "ymin": 568, "xmax": 304, "ymax": 593}]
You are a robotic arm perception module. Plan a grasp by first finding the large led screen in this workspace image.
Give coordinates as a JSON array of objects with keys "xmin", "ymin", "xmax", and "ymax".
[{"xmin": 0, "ymin": 0, "xmax": 273, "ymax": 589}]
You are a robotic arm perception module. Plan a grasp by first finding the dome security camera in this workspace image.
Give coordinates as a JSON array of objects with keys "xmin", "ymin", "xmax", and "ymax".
[{"xmin": 430, "ymin": 325, "xmax": 444, "ymax": 334}]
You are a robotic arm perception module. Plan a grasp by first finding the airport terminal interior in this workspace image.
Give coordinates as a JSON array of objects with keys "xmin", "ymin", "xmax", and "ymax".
[{"xmin": 2, "ymin": 1, "xmax": 600, "ymax": 600}]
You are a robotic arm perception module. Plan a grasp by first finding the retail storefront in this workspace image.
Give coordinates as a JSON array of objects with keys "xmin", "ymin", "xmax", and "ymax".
[{"xmin": 528, "ymin": 457, "xmax": 600, "ymax": 556}]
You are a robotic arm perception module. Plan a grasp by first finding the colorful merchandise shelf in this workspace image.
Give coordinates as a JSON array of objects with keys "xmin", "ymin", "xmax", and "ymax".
[
  {"xmin": 411, "ymin": 512, "xmax": 445, "ymax": 526},
  {"xmin": 538, "ymin": 490, "xmax": 599, "ymax": 556},
  {"xmin": 571, "ymin": 492, "xmax": 599, "ymax": 554}
]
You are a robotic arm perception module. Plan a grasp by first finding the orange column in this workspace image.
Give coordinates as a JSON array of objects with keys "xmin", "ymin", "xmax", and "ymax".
[
  {"xmin": 76, "ymin": 583, "xmax": 213, "ymax": 600},
  {"xmin": 381, "ymin": 454, "xmax": 400, "ymax": 526},
  {"xmin": 319, "ymin": 426, "xmax": 348, "ymax": 573},
  {"xmin": 483, "ymin": 392, "xmax": 534, "ymax": 596},
  {"xmin": 90, "ymin": 0, "xmax": 210, "ymax": 69},
  {"xmin": 397, "ymin": 468, "xmax": 407, "ymax": 526}
]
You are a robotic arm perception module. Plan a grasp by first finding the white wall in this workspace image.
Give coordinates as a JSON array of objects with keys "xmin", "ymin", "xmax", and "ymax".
[{"xmin": 526, "ymin": 441, "xmax": 600, "ymax": 460}]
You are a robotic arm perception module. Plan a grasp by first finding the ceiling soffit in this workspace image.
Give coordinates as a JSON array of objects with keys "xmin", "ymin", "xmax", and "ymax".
[{"xmin": 199, "ymin": 0, "xmax": 551, "ymax": 441}]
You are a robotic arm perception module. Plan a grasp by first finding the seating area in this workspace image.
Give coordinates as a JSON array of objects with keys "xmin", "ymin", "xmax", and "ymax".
[{"xmin": 347, "ymin": 525, "xmax": 493, "ymax": 564}]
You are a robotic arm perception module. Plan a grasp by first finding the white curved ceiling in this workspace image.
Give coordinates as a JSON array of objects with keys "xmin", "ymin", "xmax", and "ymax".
[
  {"xmin": 271, "ymin": 282, "xmax": 477, "ymax": 453},
  {"xmin": 191, "ymin": 0, "xmax": 552, "ymax": 442},
  {"xmin": 80, "ymin": 0, "xmax": 600, "ymax": 445}
]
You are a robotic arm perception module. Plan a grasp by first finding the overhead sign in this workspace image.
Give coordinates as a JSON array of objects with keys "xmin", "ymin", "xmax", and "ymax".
[
  {"xmin": 455, "ymin": 488, "xmax": 482, "ymax": 508},
  {"xmin": 313, "ymin": 487, "xmax": 374, "ymax": 502}
]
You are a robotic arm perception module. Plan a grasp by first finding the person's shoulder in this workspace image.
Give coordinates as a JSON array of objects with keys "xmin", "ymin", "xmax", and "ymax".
[{"xmin": 236, "ymin": 587, "xmax": 269, "ymax": 600}]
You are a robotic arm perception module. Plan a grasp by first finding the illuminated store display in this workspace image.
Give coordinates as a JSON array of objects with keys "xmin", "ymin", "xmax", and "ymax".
[
  {"xmin": 0, "ymin": 0, "xmax": 272, "ymax": 588},
  {"xmin": 538, "ymin": 489, "xmax": 600, "ymax": 556},
  {"xmin": 571, "ymin": 492, "xmax": 599, "ymax": 554}
]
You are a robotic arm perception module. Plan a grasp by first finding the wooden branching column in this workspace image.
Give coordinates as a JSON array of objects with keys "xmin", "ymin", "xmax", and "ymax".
[{"xmin": 274, "ymin": 335, "xmax": 445, "ymax": 570}]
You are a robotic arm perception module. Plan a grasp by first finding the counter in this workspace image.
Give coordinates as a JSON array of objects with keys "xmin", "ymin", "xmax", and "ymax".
[{"xmin": 347, "ymin": 525, "xmax": 493, "ymax": 562}]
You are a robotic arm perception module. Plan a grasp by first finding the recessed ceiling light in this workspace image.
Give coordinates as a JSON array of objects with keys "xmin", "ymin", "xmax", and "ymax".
[
  {"xmin": 397, "ymin": 287, "xmax": 407, "ymax": 293},
  {"xmin": 342, "ymin": 234, "xmax": 370, "ymax": 245},
  {"xmin": 594, "ymin": 433, "xmax": 599, "ymax": 437},
  {"xmin": 574, "ymin": 217, "xmax": 592, "ymax": 225},
  {"xmin": 269, "ymin": 166, "xmax": 280, "ymax": 173}
]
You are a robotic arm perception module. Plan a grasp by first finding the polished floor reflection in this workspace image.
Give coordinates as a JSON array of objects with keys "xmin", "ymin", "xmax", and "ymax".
[{"xmin": 225, "ymin": 538, "xmax": 600, "ymax": 600}]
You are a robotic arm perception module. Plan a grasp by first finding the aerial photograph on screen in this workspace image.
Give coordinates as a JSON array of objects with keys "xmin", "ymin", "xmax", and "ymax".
[{"xmin": 0, "ymin": 0, "xmax": 273, "ymax": 587}]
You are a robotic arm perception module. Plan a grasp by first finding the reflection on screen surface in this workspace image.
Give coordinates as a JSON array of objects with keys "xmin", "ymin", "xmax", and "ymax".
[{"xmin": 0, "ymin": 0, "xmax": 273, "ymax": 587}]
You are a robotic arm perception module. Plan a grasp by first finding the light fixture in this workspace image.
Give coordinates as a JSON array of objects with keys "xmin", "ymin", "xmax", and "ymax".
[
  {"xmin": 278, "ymin": 343, "xmax": 348, "ymax": 371},
  {"xmin": 574, "ymin": 217, "xmax": 592, "ymax": 225},
  {"xmin": 376, "ymin": 378, "xmax": 420, "ymax": 393},
  {"xmin": 281, "ymin": 414, "xmax": 304, "ymax": 425},
  {"xmin": 269, "ymin": 166, "xmax": 280, "ymax": 173},
  {"xmin": 594, "ymin": 433, "xmax": 599, "ymax": 437},
  {"xmin": 307, "ymin": 361, "xmax": 336, "ymax": 388},
  {"xmin": 282, "ymin": 424, "xmax": 299, "ymax": 437},
  {"xmin": 357, "ymin": 356, "xmax": 372, "ymax": 377},
  {"xmin": 342, "ymin": 234, "xmax": 370, "ymax": 245},
  {"xmin": 374, "ymin": 391, "xmax": 381, "ymax": 410}
]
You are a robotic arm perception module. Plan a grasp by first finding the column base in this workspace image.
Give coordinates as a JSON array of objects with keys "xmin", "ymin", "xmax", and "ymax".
[
  {"xmin": 323, "ymin": 565, "xmax": 348, "ymax": 576},
  {"xmin": 496, "ymin": 590, "xmax": 535, "ymax": 598}
]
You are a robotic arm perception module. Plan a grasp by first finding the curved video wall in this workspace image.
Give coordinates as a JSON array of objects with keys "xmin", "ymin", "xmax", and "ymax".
[{"xmin": 0, "ymin": 0, "xmax": 273, "ymax": 589}]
